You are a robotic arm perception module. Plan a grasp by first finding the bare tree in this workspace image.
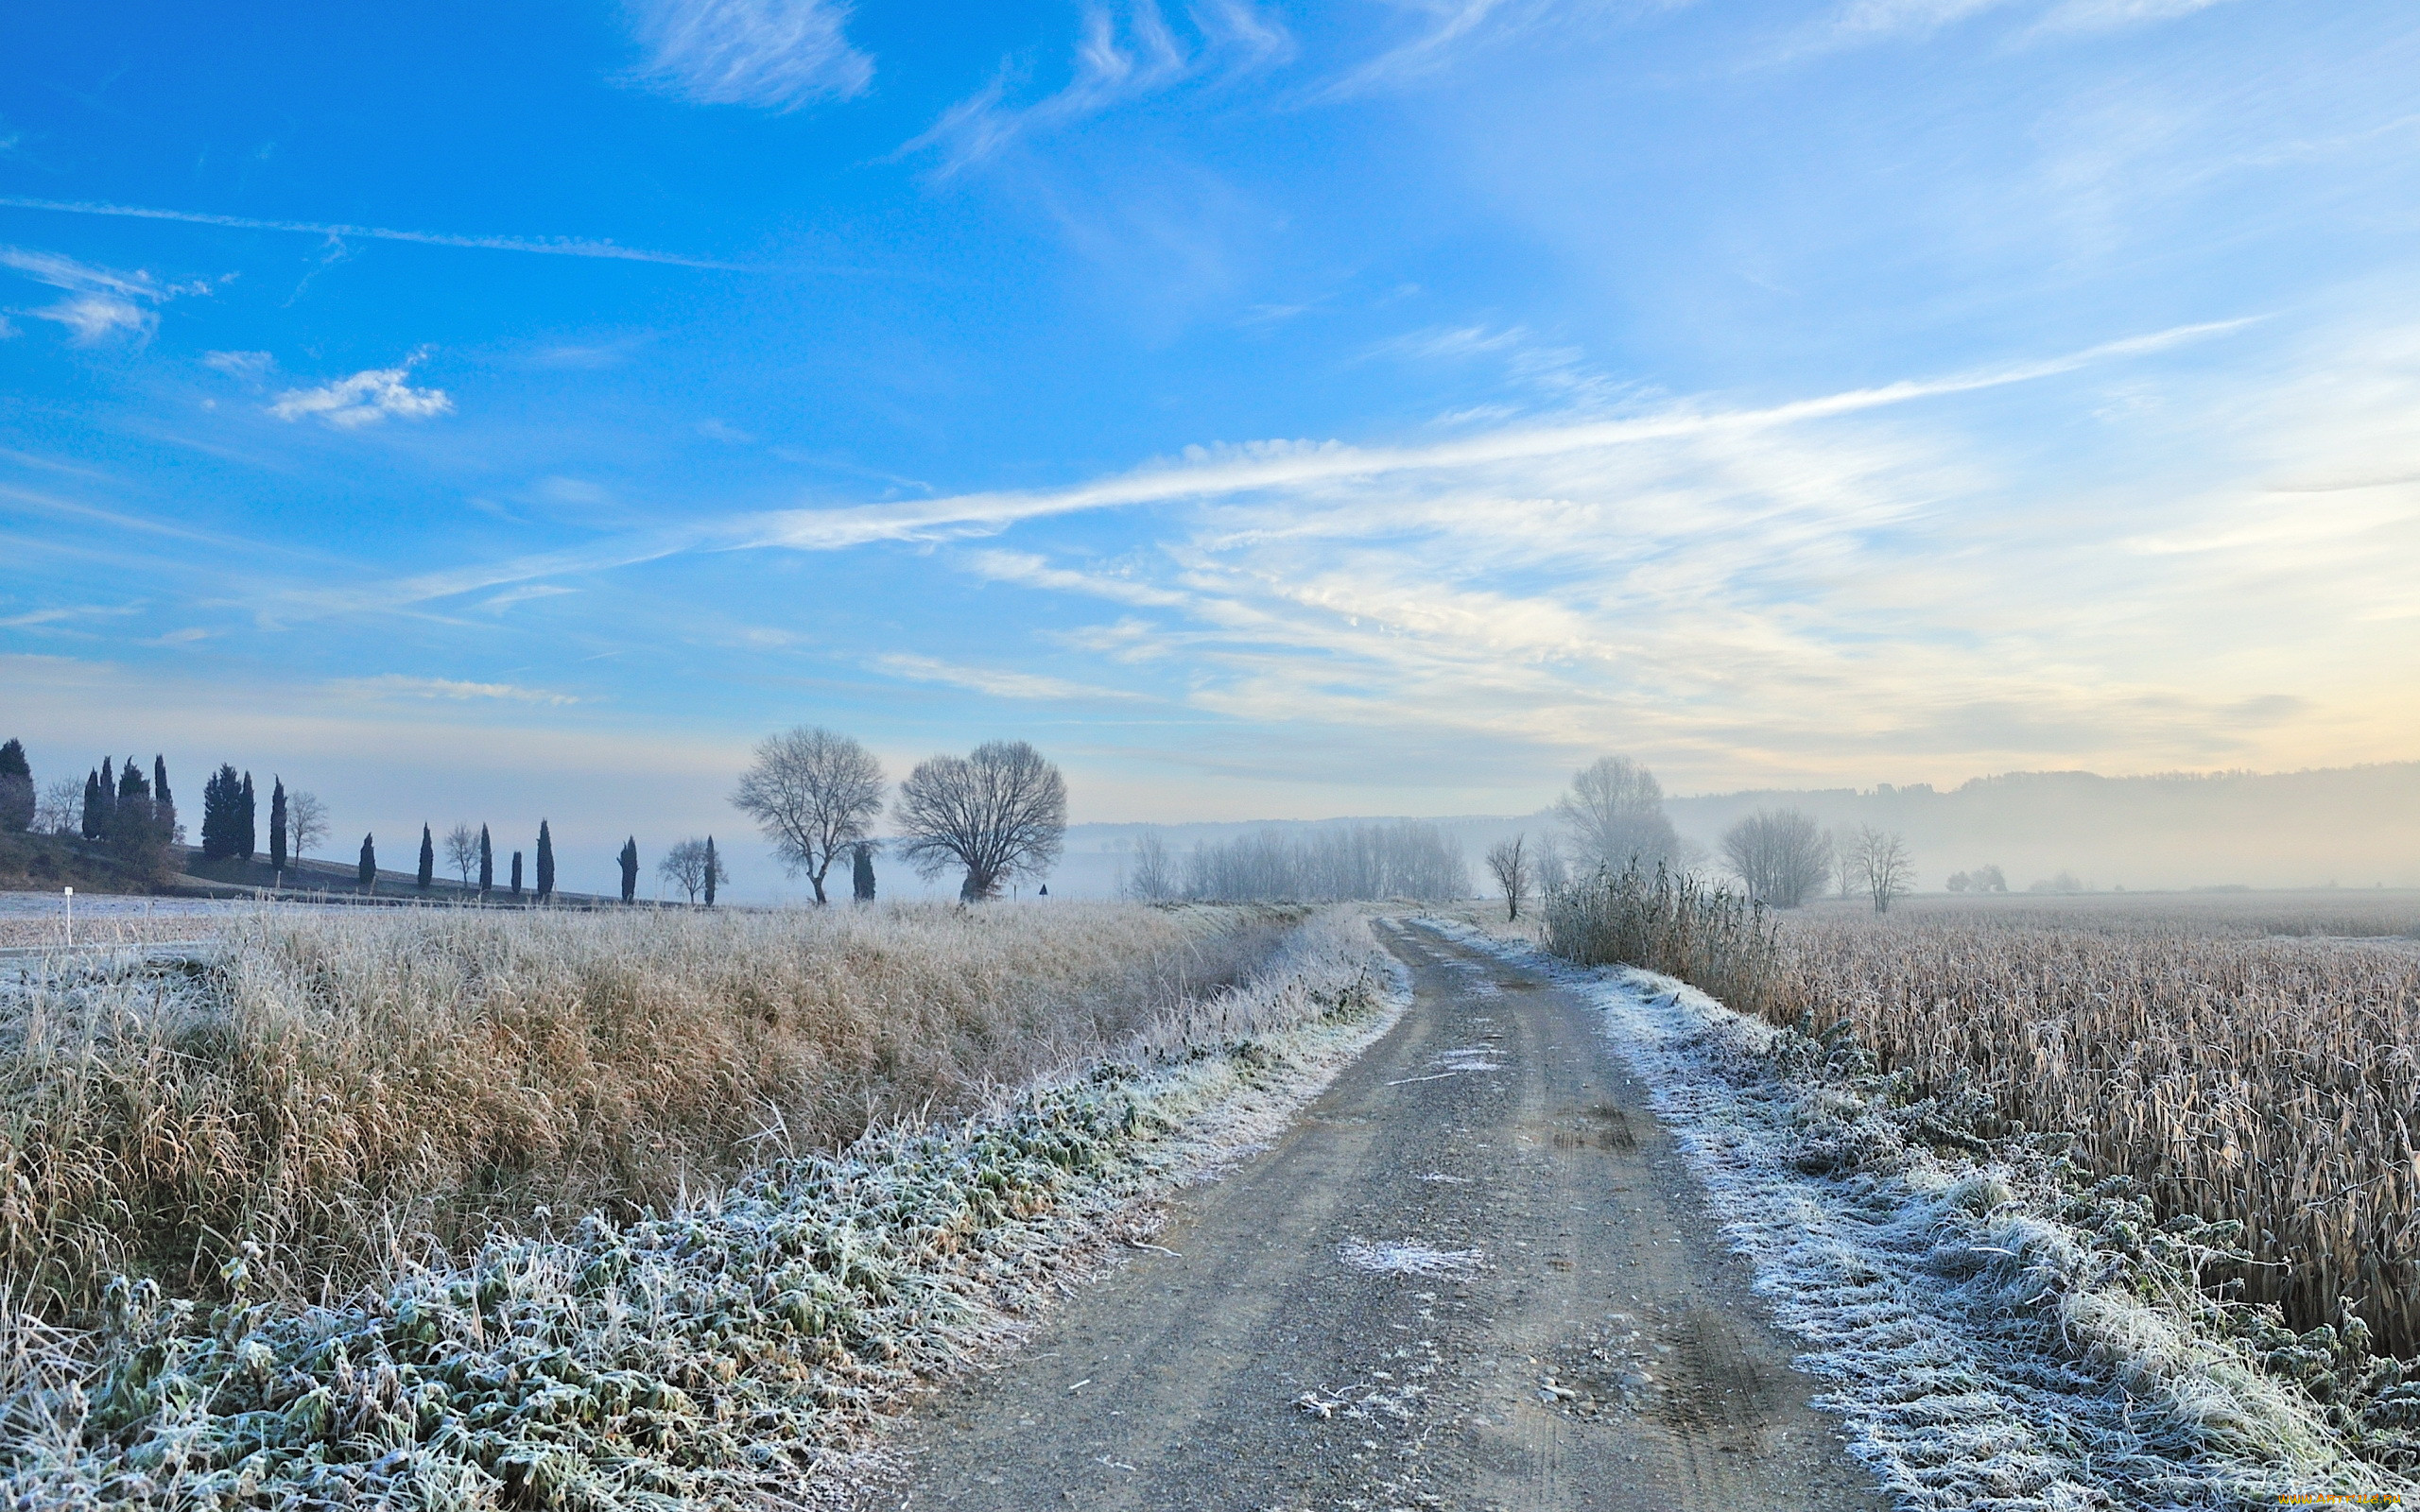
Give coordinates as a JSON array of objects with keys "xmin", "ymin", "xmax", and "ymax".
[
  {"xmin": 894, "ymin": 740, "xmax": 1066, "ymax": 901},
  {"xmin": 444, "ymin": 823, "xmax": 479, "ymax": 888},
  {"xmin": 1718, "ymin": 808, "xmax": 1833, "ymax": 907},
  {"xmin": 1846, "ymin": 825, "xmax": 1912, "ymax": 914},
  {"xmin": 656, "ymin": 837, "xmax": 726, "ymax": 903},
  {"xmin": 1555, "ymin": 756, "xmax": 1680, "ymax": 875},
  {"xmin": 1485, "ymin": 833, "xmax": 1531, "ymax": 921},
  {"xmin": 732, "ymin": 726, "xmax": 886, "ymax": 903},
  {"xmin": 1831, "ymin": 830, "xmax": 1858, "ymax": 900},
  {"xmin": 36, "ymin": 778, "xmax": 83, "ymax": 835},
  {"xmin": 287, "ymin": 790, "xmax": 326, "ymax": 862},
  {"xmin": 1125, "ymin": 832, "xmax": 1178, "ymax": 902},
  {"xmin": 1184, "ymin": 821, "xmax": 1466, "ymax": 902},
  {"xmin": 1533, "ymin": 834, "xmax": 1568, "ymax": 897}
]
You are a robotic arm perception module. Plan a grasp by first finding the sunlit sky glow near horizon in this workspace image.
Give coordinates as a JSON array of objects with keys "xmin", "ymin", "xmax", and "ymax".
[{"xmin": 5, "ymin": 1, "xmax": 2419, "ymax": 894}]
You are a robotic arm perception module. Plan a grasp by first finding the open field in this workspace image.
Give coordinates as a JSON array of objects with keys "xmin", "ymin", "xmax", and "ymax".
[{"xmin": 0, "ymin": 900, "xmax": 1304, "ymax": 1324}]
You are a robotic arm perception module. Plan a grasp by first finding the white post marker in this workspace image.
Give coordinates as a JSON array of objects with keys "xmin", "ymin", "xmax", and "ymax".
[{"xmin": 63, "ymin": 885, "xmax": 73, "ymax": 949}]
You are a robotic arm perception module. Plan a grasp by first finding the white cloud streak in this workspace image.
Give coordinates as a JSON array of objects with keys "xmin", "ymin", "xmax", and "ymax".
[
  {"xmin": 628, "ymin": 0, "xmax": 873, "ymax": 109},
  {"xmin": 0, "ymin": 197, "xmax": 748, "ymax": 271},
  {"xmin": 331, "ymin": 675, "xmax": 582, "ymax": 706},
  {"xmin": 0, "ymin": 245, "xmax": 211, "ymax": 344},
  {"xmin": 872, "ymin": 653, "xmax": 1148, "ymax": 703},
  {"xmin": 904, "ymin": 0, "xmax": 1291, "ymax": 176},
  {"xmin": 269, "ymin": 360, "xmax": 454, "ymax": 429}
]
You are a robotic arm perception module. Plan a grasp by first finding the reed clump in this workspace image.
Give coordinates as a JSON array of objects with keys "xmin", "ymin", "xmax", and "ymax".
[
  {"xmin": 0, "ymin": 901, "xmax": 1292, "ymax": 1325},
  {"xmin": 1542, "ymin": 863, "xmax": 1789, "ymax": 1023}
]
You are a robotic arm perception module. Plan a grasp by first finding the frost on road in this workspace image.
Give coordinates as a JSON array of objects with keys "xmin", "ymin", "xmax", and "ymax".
[{"xmin": 873, "ymin": 920, "xmax": 1884, "ymax": 1510}]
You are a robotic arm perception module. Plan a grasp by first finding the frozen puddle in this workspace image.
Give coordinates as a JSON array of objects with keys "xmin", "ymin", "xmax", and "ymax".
[{"xmin": 1337, "ymin": 1239, "xmax": 1487, "ymax": 1276}]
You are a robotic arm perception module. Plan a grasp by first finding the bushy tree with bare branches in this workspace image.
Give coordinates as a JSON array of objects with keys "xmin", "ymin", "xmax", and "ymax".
[
  {"xmin": 657, "ymin": 837, "xmax": 728, "ymax": 903},
  {"xmin": 1125, "ymin": 832, "xmax": 1177, "ymax": 902},
  {"xmin": 1718, "ymin": 808, "xmax": 1833, "ymax": 907},
  {"xmin": 894, "ymin": 740, "xmax": 1066, "ymax": 901},
  {"xmin": 733, "ymin": 727, "xmax": 886, "ymax": 904},
  {"xmin": 1555, "ymin": 755, "xmax": 1680, "ymax": 876},
  {"xmin": 287, "ymin": 790, "xmax": 326, "ymax": 861},
  {"xmin": 444, "ymin": 823, "xmax": 480, "ymax": 888},
  {"xmin": 1485, "ymin": 833, "xmax": 1531, "ymax": 920},
  {"xmin": 1847, "ymin": 825, "xmax": 1913, "ymax": 913}
]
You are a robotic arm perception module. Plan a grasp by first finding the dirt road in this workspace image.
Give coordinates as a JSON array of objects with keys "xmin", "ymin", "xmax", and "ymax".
[{"xmin": 873, "ymin": 919, "xmax": 1883, "ymax": 1510}]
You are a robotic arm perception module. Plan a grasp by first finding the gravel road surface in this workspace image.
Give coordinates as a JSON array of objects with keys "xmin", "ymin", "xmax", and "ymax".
[{"xmin": 873, "ymin": 918, "xmax": 1884, "ymax": 1510}]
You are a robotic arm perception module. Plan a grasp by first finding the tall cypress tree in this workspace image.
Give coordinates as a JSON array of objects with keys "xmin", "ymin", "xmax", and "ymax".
[
  {"xmin": 536, "ymin": 821, "xmax": 554, "ymax": 902},
  {"xmin": 152, "ymin": 756, "xmax": 175, "ymax": 844},
  {"xmin": 268, "ymin": 780, "xmax": 287, "ymax": 871},
  {"xmin": 81, "ymin": 770, "xmax": 103, "ymax": 840},
  {"xmin": 0, "ymin": 739, "xmax": 29, "ymax": 834},
  {"xmin": 359, "ymin": 833, "xmax": 377, "ymax": 891},
  {"xmin": 853, "ymin": 841, "xmax": 876, "ymax": 902},
  {"xmin": 97, "ymin": 758, "xmax": 117, "ymax": 826},
  {"xmin": 478, "ymin": 824, "xmax": 493, "ymax": 894},
  {"xmin": 510, "ymin": 850, "xmax": 524, "ymax": 899},
  {"xmin": 200, "ymin": 765, "xmax": 239, "ymax": 859},
  {"xmin": 118, "ymin": 757, "xmax": 144, "ymax": 804},
  {"xmin": 238, "ymin": 773, "xmax": 257, "ymax": 862},
  {"xmin": 417, "ymin": 825, "xmax": 435, "ymax": 889},
  {"xmin": 619, "ymin": 837, "xmax": 639, "ymax": 903},
  {"xmin": 703, "ymin": 836, "xmax": 718, "ymax": 907}
]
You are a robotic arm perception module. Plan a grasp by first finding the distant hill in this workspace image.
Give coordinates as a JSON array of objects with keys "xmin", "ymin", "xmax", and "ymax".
[{"xmin": 1054, "ymin": 760, "xmax": 2420, "ymax": 896}]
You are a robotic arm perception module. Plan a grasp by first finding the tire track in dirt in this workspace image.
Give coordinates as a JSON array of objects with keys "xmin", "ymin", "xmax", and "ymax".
[{"xmin": 865, "ymin": 919, "xmax": 1882, "ymax": 1509}]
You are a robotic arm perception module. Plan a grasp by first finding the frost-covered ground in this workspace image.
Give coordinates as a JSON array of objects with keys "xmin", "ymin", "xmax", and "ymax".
[{"xmin": 1425, "ymin": 915, "xmax": 2413, "ymax": 1511}]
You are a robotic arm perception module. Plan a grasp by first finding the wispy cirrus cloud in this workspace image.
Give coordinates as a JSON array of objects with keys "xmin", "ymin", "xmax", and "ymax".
[
  {"xmin": 0, "ymin": 245, "xmax": 212, "ymax": 344},
  {"xmin": 872, "ymin": 652, "xmax": 1148, "ymax": 703},
  {"xmin": 1818, "ymin": 0, "xmax": 2237, "ymax": 43},
  {"xmin": 0, "ymin": 197, "xmax": 748, "ymax": 271},
  {"xmin": 268, "ymin": 358, "xmax": 454, "ymax": 429},
  {"xmin": 903, "ymin": 0, "xmax": 1291, "ymax": 176},
  {"xmin": 331, "ymin": 674, "xmax": 582, "ymax": 706},
  {"xmin": 627, "ymin": 0, "xmax": 873, "ymax": 110}
]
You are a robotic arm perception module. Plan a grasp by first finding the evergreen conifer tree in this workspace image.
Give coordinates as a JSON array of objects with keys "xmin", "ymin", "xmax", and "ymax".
[
  {"xmin": 853, "ymin": 841, "xmax": 876, "ymax": 902},
  {"xmin": 82, "ymin": 770, "xmax": 103, "ymax": 840},
  {"xmin": 418, "ymin": 825, "xmax": 435, "ymax": 889},
  {"xmin": 268, "ymin": 780, "xmax": 287, "ymax": 871},
  {"xmin": 151, "ymin": 756, "xmax": 174, "ymax": 844},
  {"xmin": 118, "ymin": 758, "xmax": 143, "ymax": 804},
  {"xmin": 359, "ymin": 833, "xmax": 377, "ymax": 891},
  {"xmin": 200, "ymin": 765, "xmax": 241, "ymax": 859},
  {"xmin": 478, "ymin": 825, "xmax": 493, "ymax": 894},
  {"xmin": 619, "ymin": 837, "xmax": 639, "ymax": 903},
  {"xmin": 239, "ymin": 773, "xmax": 257, "ymax": 861},
  {"xmin": 703, "ymin": 836, "xmax": 718, "ymax": 907},
  {"xmin": 0, "ymin": 740, "xmax": 29, "ymax": 834},
  {"xmin": 97, "ymin": 759, "xmax": 117, "ymax": 826},
  {"xmin": 536, "ymin": 821, "xmax": 555, "ymax": 902},
  {"xmin": 510, "ymin": 850, "xmax": 524, "ymax": 898}
]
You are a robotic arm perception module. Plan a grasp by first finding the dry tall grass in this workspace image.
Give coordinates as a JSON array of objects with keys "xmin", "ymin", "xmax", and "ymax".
[{"xmin": 0, "ymin": 901, "xmax": 1291, "ymax": 1324}]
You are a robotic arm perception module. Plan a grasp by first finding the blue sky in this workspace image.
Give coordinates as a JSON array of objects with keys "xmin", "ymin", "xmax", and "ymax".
[{"xmin": 5, "ymin": 1, "xmax": 2419, "ymax": 895}]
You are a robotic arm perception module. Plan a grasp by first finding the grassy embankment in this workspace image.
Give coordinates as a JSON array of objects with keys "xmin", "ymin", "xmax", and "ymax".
[{"xmin": 0, "ymin": 901, "xmax": 1302, "ymax": 1321}]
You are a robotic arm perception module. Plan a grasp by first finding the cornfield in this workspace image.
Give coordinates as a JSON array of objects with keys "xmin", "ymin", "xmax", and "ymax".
[
  {"xmin": 0, "ymin": 900, "xmax": 1296, "ymax": 1325},
  {"xmin": 1780, "ymin": 911, "xmax": 2420, "ymax": 1354},
  {"xmin": 1546, "ymin": 878, "xmax": 2420, "ymax": 1356}
]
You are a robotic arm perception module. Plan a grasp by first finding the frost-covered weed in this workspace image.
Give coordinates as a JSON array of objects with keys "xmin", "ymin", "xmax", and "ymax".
[
  {"xmin": 0, "ymin": 908, "xmax": 1404, "ymax": 1508},
  {"xmin": 1335, "ymin": 1240, "xmax": 1487, "ymax": 1277}
]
